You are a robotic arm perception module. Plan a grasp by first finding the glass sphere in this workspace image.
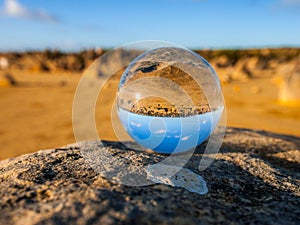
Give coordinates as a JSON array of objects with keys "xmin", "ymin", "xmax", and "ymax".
[{"xmin": 117, "ymin": 47, "xmax": 224, "ymax": 154}]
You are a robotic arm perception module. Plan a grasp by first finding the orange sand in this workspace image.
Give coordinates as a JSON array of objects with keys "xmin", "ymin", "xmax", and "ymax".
[{"xmin": 0, "ymin": 70, "xmax": 299, "ymax": 160}]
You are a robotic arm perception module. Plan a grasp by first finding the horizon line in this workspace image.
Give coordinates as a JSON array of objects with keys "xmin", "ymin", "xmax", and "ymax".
[{"xmin": 1, "ymin": 44, "xmax": 300, "ymax": 53}]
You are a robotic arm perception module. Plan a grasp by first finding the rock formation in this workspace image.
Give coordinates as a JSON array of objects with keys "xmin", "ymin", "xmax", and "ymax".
[
  {"xmin": 0, "ymin": 128, "xmax": 299, "ymax": 225},
  {"xmin": 0, "ymin": 48, "xmax": 299, "ymax": 82},
  {"xmin": 0, "ymin": 73, "xmax": 17, "ymax": 87},
  {"xmin": 275, "ymin": 62, "xmax": 300, "ymax": 106}
]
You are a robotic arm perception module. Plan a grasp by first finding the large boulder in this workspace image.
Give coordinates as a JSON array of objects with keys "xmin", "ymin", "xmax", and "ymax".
[
  {"xmin": 0, "ymin": 128, "xmax": 299, "ymax": 225},
  {"xmin": 276, "ymin": 61, "xmax": 300, "ymax": 106},
  {"xmin": 0, "ymin": 57, "xmax": 9, "ymax": 70}
]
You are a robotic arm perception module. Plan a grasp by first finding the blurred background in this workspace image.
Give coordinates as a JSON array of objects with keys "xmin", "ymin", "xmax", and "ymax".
[{"xmin": 0, "ymin": 0, "xmax": 299, "ymax": 159}]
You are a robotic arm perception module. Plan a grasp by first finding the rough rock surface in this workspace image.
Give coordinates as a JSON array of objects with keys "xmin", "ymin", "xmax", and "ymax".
[{"xmin": 0, "ymin": 127, "xmax": 299, "ymax": 225}]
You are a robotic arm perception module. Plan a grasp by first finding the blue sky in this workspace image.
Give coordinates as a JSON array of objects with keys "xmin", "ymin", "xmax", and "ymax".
[{"xmin": 0, "ymin": 0, "xmax": 300, "ymax": 51}]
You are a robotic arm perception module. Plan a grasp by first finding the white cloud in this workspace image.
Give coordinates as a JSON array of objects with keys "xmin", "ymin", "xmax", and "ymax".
[{"xmin": 0, "ymin": 0, "xmax": 59, "ymax": 23}]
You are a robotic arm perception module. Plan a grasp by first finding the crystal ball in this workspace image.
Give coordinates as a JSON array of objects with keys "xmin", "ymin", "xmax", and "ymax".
[{"xmin": 117, "ymin": 47, "xmax": 224, "ymax": 154}]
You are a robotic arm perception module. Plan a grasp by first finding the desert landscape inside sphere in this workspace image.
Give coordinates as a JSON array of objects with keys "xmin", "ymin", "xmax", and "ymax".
[
  {"xmin": 118, "ymin": 63, "xmax": 211, "ymax": 117},
  {"xmin": 118, "ymin": 47, "xmax": 223, "ymax": 116}
]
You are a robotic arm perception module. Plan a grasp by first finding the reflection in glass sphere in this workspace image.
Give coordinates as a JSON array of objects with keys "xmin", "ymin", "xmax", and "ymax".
[{"xmin": 117, "ymin": 47, "xmax": 224, "ymax": 154}]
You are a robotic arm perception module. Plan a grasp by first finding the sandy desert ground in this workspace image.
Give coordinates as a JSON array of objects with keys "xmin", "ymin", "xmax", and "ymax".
[{"xmin": 0, "ymin": 68, "xmax": 299, "ymax": 160}]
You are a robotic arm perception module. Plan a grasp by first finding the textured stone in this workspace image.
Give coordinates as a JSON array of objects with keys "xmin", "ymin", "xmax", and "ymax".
[{"xmin": 0, "ymin": 127, "xmax": 299, "ymax": 225}]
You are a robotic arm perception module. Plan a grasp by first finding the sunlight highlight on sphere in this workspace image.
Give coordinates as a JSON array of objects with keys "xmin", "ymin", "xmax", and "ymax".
[{"xmin": 117, "ymin": 47, "xmax": 224, "ymax": 154}]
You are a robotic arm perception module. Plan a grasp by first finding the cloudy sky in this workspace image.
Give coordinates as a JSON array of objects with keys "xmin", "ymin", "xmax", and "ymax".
[{"xmin": 0, "ymin": 0, "xmax": 300, "ymax": 51}]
